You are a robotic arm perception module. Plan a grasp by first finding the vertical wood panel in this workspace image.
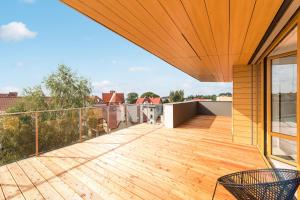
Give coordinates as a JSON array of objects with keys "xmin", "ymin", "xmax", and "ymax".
[
  {"xmin": 297, "ymin": 15, "xmax": 300, "ymax": 167},
  {"xmin": 257, "ymin": 62, "xmax": 265, "ymax": 153},
  {"xmin": 239, "ymin": 0, "xmax": 284, "ymax": 64},
  {"xmin": 205, "ymin": 0, "xmax": 229, "ymax": 80},
  {"xmin": 233, "ymin": 64, "xmax": 262, "ymax": 145}
]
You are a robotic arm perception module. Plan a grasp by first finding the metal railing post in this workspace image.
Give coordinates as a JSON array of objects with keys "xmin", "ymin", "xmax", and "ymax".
[
  {"xmin": 125, "ymin": 104, "xmax": 128, "ymax": 127},
  {"xmin": 35, "ymin": 112, "xmax": 39, "ymax": 156},
  {"xmin": 79, "ymin": 108, "xmax": 82, "ymax": 142},
  {"xmin": 107, "ymin": 105, "xmax": 110, "ymax": 133}
]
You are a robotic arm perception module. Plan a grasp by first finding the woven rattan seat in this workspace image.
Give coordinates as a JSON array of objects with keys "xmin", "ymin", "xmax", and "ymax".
[{"xmin": 212, "ymin": 169, "xmax": 300, "ymax": 200}]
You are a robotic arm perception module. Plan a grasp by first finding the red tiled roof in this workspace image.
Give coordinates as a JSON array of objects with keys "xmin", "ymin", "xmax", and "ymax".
[
  {"xmin": 136, "ymin": 97, "xmax": 161, "ymax": 104},
  {"xmin": 102, "ymin": 92, "xmax": 124, "ymax": 104},
  {"xmin": 149, "ymin": 97, "xmax": 161, "ymax": 104},
  {"xmin": 136, "ymin": 98, "xmax": 146, "ymax": 104},
  {"xmin": 0, "ymin": 92, "xmax": 18, "ymax": 97},
  {"xmin": 0, "ymin": 97, "xmax": 22, "ymax": 112}
]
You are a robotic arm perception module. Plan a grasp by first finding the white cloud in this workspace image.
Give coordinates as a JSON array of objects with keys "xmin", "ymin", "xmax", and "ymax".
[
  {"xmin": 20, "ymin": 0, "xmax": 35, "ymax": 4},
  {"xmin": 128, "ymin": 67, "xmax": 149, "ymax": 72},
  {"xmin": 0, "ymin": 22, "xmax": 37, "ymax": 42}
]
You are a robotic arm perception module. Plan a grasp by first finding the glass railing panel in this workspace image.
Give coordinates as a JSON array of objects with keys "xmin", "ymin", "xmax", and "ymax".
[
  {"xmin": 126, "ymin": 104, "xmax": 141, "ymax": 126},
  {"xmin": 0, "ymin": 104, "xmax": 150, "ymax": 166},
  {"xmin": 81, "ymin": 107, "xmax": 108, "ymax": 140},
  {"xmin": 39, "ymin": 109, "xmax": 80, "ymax": 153},
  {"xmin": 0, "ymin": 113, "xmax": 35, "ymax": 166},
  {"xmin": 108, "ymin": 105, "xmax": 126, "ymax": 132}
]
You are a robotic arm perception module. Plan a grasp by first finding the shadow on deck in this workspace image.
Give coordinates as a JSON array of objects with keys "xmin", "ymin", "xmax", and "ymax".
[{"xmin": 0, "ymin": 115, "xmax": 267, "ymax": 200}]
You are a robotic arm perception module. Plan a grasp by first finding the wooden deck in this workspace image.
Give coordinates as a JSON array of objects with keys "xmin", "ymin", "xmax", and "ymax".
[{"xmin": 0, "ymin": 115, "xmax": 267, "ymax": 200}]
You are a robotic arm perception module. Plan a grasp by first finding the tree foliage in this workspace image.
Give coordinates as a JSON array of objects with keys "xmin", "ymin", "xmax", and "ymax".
[
  {"xmin": 140, "ymin": 91, "xmax": 159, "ymax": 98},
  {"xmin": 0, "ymin": 65, "xmax": 96, "ymax": 166},
  {"xmin": 44, "ymin": 65, "xmax": 92, "ymax": 109},
  {"xmin": 219, "ymin": 92, "xmax": 232, "ymax": 97},
  {"xmin": 162, "ymin": 98, "xmax": 170, "ymax": 104},
  {"xmin": 126, "ymin": 92, "xmax": 138, "ymax": 104},
  {"xmin": 186, "ymin": 92, "xmax": 230, "ymax": 101},
  {"xmin": 169, "ymin": 90, "xmax": 184, "ymax": 103}
]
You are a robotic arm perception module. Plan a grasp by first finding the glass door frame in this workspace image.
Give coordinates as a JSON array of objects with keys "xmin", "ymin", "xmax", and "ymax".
[{"xmin": 267, "ymin": 51, "xmax": 298, "ymax": 166}]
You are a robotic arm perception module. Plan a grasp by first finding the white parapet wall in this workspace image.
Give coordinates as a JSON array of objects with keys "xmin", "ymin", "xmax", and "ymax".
[
  {"xmin": 163, "ymin": 103, "xmax": 174, "ymax": 128},
  {"xmin": 163, "ymin": 101, "xmax": 232, "ymax": 128},
  {"xmin": 163, "ymin": 101, "xmax": 198, "ymax": 128}
]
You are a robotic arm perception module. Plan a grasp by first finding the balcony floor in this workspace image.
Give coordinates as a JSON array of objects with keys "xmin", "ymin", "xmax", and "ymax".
[{"xmin": 0, "ymin": 115, "xmax": 267, "ymax": 200}]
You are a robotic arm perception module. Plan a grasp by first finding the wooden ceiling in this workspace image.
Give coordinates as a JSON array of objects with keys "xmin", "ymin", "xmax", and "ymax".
[{"xmin": 61, "ymin": 0, "xmax": 283, "ymax": 82}]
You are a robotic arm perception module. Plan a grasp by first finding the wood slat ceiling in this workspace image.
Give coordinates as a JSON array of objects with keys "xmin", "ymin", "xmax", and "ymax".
[{"xmin": 61, "ymin": 0, "xmax": 283, "ymax": 82}]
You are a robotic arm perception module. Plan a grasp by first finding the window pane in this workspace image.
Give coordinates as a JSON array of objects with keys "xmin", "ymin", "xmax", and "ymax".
[
  {"xmin": 271, "ymin": 55, "xmax": 297, "ymax": 136},
  {"xmin": 272, "ymin": 137, "xmax": 296, "ymax": 161}
]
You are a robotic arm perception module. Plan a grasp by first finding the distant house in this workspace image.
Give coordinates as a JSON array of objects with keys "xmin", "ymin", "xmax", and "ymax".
[
  {"xmin": 0, "ymin": 92, "xmax": 21, "ymax": 114},
  {"xmin": 0, "ymin": 92, "xmax": 18, "ymax": 97},
  {"xmin": 217, "ymin": 96, "xmax": 232, "ymax": 101},
  {"xmin": 141, "ymin": 104, "xmax": 163, "ymax": 124},
  {"xmin": 102, "ymin": 91, "xmax": 125, "ymax": 105},
  {"xmin": 136, "ymin": 97, "xmax": 161, "ymax": 105}
]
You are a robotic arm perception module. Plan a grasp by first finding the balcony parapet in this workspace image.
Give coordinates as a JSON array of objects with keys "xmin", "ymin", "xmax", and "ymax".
[{"xmin": 163, "ymin": 101, "xmax": 232, "ymax": 128}]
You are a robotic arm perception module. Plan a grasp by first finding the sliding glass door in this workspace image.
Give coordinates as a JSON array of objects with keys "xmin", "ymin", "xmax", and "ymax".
[
  {"xmin": 267, "ymin": 27, "xmax": 298, "ymax": 166},
  {"xmin": 269, "ymin": 53, "xmax": 297, "ymax": 164}
]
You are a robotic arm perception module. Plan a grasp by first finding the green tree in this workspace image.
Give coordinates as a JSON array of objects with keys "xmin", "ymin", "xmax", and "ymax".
[
  {"xmin": 219, "ymin": 92, "xmax": 232, "ymax": 97},
  {"xmin": 44, "ymin": 65, "xmax": 92, "ymax": 109},
  {"xmin": 140, "ymin": 91, "xmax": 159, "ymax": 98},
  {"xmin": 126, "ymin": 92, "xmax": 138, "ymax": 104},
  {"xmin": 1, "ymin": 65, "xmax": 94, "ymax": 166},
  {"xmin": 169, "ymin": 90, "xmax": 184, "ymax": 102},
  {"xmin": 162, "ymin": 98, "xmax": 170, "ymax": 104},
  {"xmin": 211, "ymin": 94, "xmax": 217, "ymax": 101}
]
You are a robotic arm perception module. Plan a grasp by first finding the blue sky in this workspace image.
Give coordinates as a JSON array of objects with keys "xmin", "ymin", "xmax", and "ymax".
[{"xmin": 0, "ymin": 0, "xmax": 232, "ymax": 97}]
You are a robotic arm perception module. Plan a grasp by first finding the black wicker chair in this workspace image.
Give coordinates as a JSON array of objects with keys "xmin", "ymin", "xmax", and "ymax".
[{"xmin": 212, "ymin": 169, "xmax": 300, "ymax": 200}]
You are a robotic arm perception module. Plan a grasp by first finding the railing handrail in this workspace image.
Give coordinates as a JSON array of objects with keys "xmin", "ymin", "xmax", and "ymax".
[
  {"xmin": 0, "ymin": 106, "xmax": 98, "ymax": 117},
  {"xmin": 0, "ymin": 103, "xmax": 163, "ymax": 166},
  {"xmin": 0, "ymin": 103, "xmax": 164, "ymax": 116}
]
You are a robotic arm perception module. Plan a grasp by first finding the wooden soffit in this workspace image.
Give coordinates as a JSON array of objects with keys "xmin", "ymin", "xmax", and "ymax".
[{"xmin": 61, "ymin": 0, "xmax": 283, "ymax": 82}]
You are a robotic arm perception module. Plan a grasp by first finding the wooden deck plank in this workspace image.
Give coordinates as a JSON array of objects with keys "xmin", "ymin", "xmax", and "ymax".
[
  {"xmin": 28, "ymin": 157, "xmax": 83, "ymax": 200},
  {"xmin": 6, "ymin": 163, "xmax": 44, "ymax": 200},
  {"xmin": 17, "ymin": 159, "xmax": 64, "ymax": 200},
  {"xmin": 63, "ymin": 147, "xmax": 162, "ymax": 200},
  {"xmin": 37, "ymin": 156, "xmax": 103, "ymax": 200},
  {"xmin": 0, "ymin": 166, "xmax": 25, "ymax": 200},
  {"xmin": 0, "ymin": 187, "xmax": 5, "ymax": 200},
  {"xmin": 49, "ymin": 156, "xmax": 123, "ymax": 200},
  {"xmin": 59, "ymin": 148, "xmax": 151, "ymax": 200},
  {"xmin": 0, "ymin": 115, "xmax": 267, "ymax": 200}
]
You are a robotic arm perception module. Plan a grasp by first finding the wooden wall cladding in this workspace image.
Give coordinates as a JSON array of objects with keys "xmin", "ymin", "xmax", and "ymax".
[{"xmin": 233, "ymin": 63, "xmax": 263, "ymax": 146}]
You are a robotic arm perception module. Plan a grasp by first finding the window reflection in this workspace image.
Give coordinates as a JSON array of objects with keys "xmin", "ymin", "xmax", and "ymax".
[
  {"xmin": 271, "ymin": 55, "xmax": 297, "ymax": 136},
  {"xmin": 272, "ymin": 137, "xmax": 296, "ymax": 161}
]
